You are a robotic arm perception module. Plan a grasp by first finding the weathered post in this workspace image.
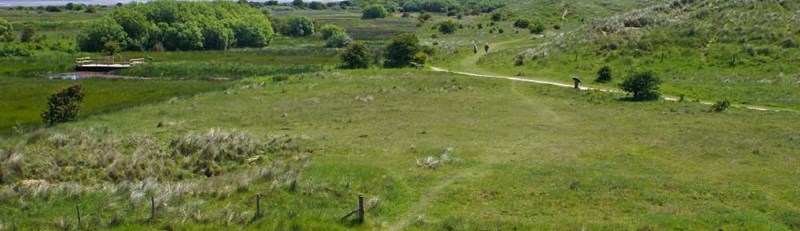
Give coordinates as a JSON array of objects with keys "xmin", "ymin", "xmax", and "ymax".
[
  {"xmin": 256, "ymin": 193, "xmax": 261, "ymax": 218},
  {"xmin": 357, "ymin": 194, "xmax": 365, "ymax": 223},
  {"xmin": 76, "ymin": 206, "xmax": 82, "ymax": 229},
  {"xmin": 150, "ymin": 196, "xmax": 155, "ymax": 222}
]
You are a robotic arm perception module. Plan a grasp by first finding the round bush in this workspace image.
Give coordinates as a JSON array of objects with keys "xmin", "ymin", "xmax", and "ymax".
[
  {"xmin": 362, "ymin": 4, "xmax": 388, "ymax": 19},
  {"xmin": 320, "ymin": 24, "xmax": 345, "ymax": 40},
  {"xmin": 325, "ymin": 31, "xmax": 352, "ymax": 48},
  {"xmin": 282, "ymin": 16, "xmax": 315, "ymax": 37},
  {"xmin": 77, "ymin": 19, "xmax": 129, "ymax": 52},
  {"xmin": 340, "ymin": 42, "xmax": 370, "ymax": 69},
  {"xmin": 438, "ymin": 20, "xmax": 457, "ymax": 34}
]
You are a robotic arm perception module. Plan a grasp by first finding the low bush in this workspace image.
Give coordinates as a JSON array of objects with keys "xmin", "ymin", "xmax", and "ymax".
[
  {"xmin": 340, "ymin": 42, "xmax": 370, "ymax": 69},
  {"xmin": 362, "ymin": 4, "xmax": 388, "ymax": 19},
  {"xmin": 438, "ymin": 20, "xmax": 458, "ymax": 34},
  {"xmin": 513, "ymin": 18, "xmax": 531, "ymax": 29},
  {"xmin": 41, "ymin": 85, "xmax": 85, "ymax": 126},
  {"xmin": 596, "ymin": 66, "xmax": 612, "ymax": 83},
  {"xmin": 319, "ymin": 24, "xmax": 345, "ymax": 40},
  {"xmin": 711, "ymin": 100, "xmax": 730, "ymax": 112},
  {"xmin": 620, "ymin": 71, "xmax": 661, "ymax": 101},
  {"xmin": 282, "ymin": 16, "xmax": 315, "ymax": 37},
  {"xmin": 325, "ymin": 31, "xmax": 352, "ymax": 48}
]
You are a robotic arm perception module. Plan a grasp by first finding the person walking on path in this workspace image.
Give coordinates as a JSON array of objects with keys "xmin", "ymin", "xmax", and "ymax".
[
  {"xmin": 472, "ymin": 42, "xmax": 478, "ymax": 55},
  {"xmin": 484, "ymin": 42, "xmax": 490, "ymax": 53}
]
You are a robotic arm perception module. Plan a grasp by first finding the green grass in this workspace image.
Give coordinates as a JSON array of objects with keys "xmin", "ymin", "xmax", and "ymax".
[
  {"xmin": 0, "ymin": 77, "xmax": 228, "ymax": 134},
  {"xmin": 2, "ymin": 69, "xmax": 799, "ymax": 229}
]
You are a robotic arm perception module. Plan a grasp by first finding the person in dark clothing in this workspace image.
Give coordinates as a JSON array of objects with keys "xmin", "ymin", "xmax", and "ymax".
[{"xmin": 484, "ymin": 42, "xmax": 490, "ymax": 53}]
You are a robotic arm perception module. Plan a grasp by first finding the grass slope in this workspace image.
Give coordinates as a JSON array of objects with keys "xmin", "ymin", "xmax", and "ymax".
[{"xmin": 2, "ymin": 69, "xmax": 799, "ymax": 230}]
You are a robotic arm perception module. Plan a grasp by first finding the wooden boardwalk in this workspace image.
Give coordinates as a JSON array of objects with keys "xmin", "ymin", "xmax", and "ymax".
[{"xmin": 75, "ymin": 57, "xmax": 145, "ymax": 72}]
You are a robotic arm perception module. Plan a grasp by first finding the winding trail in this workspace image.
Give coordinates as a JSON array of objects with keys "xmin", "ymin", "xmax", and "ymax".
[{"xmin": 430, "ymin": 39, "xmax": 795, "ymax": 113}]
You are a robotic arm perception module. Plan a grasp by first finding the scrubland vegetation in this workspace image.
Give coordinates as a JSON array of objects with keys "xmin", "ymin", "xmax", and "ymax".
[{"xmin": 2, "ymin": 0, "xmax": 800, "ymax": 230}]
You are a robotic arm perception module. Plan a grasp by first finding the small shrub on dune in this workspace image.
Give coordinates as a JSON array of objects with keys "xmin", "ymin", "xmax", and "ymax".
[
  {"xmin": 319, "ymin": 24, "xmax": 345, "ymax": 40},
  {"xmin": 362, "ymin": 4, "xmax": 388, "ymax": 19},
  {"xmin": 340, "ymin": 42, "xmax": 370, "ymax": 69},
  {"xmin": 620, "ymin": 71, "xmax": 661, "ymax": 101},
  {"xmin": 41, "ymin": 84, "xmax": 85, "ymax": 126},
  {"xmin": 325, "ymin": 31, "xmax": 352, "ymax": 48},
  {"xmin": 711, "ymin": 100, "xmax": 731, "ymax": 112},
  {"xmin": 596, "ymin": 65, "xmax": 612, "ymax": 83},
  {"xmin": 438, "ymin": 20, "xmax": 458, "ymax": 34}
]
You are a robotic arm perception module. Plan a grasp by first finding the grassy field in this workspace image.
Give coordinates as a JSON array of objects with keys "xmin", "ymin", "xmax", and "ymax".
[
  {"xmin": 0, "ymin": 77, "xmax": 228, "ymax": 134},
  {"xmin": 2, "ymin": 69, "xmax": 800, "ymax": 230},
  {"xmin": 2, "ymin": 1, "xmax": 800, "ymax": 230},
  {"xmin": 473, "ymin": 0, "xmax": 800, "ymax": 110}
]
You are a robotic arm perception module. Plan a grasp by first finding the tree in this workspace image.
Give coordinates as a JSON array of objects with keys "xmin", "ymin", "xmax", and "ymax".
[
  {"xmin": 110, "ymin": 8, "xmax": 153, "ymax": 50},
  {"xmin": 282, "ymin": 16, "xmax": 314, "ymax": 37},
  {"xmin": 85, "ymin": 5, "xmax": 98, "ymax": 13},
  {"xmin": 231, "ymin": 15, "xmax": 274, "ymax": 47},
  {"xmin": 77, "ymin": 19, "xmax": 128, "ymax": 52},
  {"xmin": 362, "ymin": 4, "xmax": 388, "ymax": 19},
  {"xmin": 340, "ymin": 42, "xmax": 369, "ymax": 69},
  {"xmin": 309, "ymin": 1, "xmax": 326, "ymax": 10},
  {"xmin": 202, "ymin": 21, "xmax": 234, "ymax": 50},
  {"xmin": 437, "ymin": 20, "xmax": 457, "ymax": 34},
  {"xmin": 595, "ymin": 66, "xmax": 612, "ymax": 83},
  {"xmin": 42, "ymin": 84, "xmax": 85, "ymax": 126},
  {"xmin": 325, "ymin": 31, "xmax": 352, "ymax": 48},
  {"xmin": 0, "ymin": 17, "xmax": 15, "ymax": 42},
  {"xmin": 161, "ymin": 22, "xmax": 204, "ymax": 50},
  {"xmin": 319, "ymin": 24, "xmax": 345, "ymax": 40},
  {"xmin": 292, "ymin": 0, "xmax": 307, "ymax": 9},
  {"xmin": 383, "ymin": 33, "xmax": 421, "ymax": 68},
  {"xmin": 620, "ymin": 71, "xmax": 661, "ymax": 101}
]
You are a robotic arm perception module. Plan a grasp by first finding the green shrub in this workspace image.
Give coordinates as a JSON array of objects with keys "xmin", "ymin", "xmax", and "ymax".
[
  {"xmin": 362, "ymin": 4, "xmax": 388, "ymax": 19},
  {"xmin": 340, "ymin": 42, "xmax": 370, "ymax": 69},
  {"xmin": 513, "ymin": 18, "xmax": 531, "ymax": 29},
  {"xmin": 282, "ymin": 16, "xmax": 315, "ymax": 37},
  {"xmin": 490, "ymin": 12, "xmax": 503, "ymax": 21},
  {"xmin": 161, "ymin": 22, "xmax": 204, "ymax": 51},
  {"xmin": 231, "ymin": 15, "xmax": 274, "ymax": 47},
  {"xmin": 620, "ymin": 71, "xmax": 661, "ymax": 101},
  {"xmin": 596, "ymin": 66, "xmax": 612, "ymax": 83},
  {"xmin": 383, "ymin": 33, "xmax": 421, "ymax": 68},
  {"xmin": 529, "ymin": 22, "xmax": 545, "ymax": 34},
  {"xmin": 42, "ymin": 85, "xmax": 85, "ymax": 126},
  {"xmin": 412, "ymin": 52, "xmax": 428, "ymax": 65},
  {"xmin": 325, "ymin": 31, "xmax": 352, "ymax": 48},
  {"xmin": 711, "ymin": 100, "xmax": 730, "ymax": 112},
  {"xmin": 438, "ymin": 20, "xmax": 458, "ymax": 34},
  {"xmin": 0, "ymin": 17, "xmax": 14, "ymax": 42},
  {"xmin": 319, "ymin": 24, "xmax": 345, "ymax": 40},
  {"xmin": 0, "ymin": 44, "xmax": 33, "ymax": 57}
]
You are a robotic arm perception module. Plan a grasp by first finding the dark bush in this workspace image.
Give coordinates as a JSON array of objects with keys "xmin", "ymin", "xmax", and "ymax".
[
  {"xmin": 363, "ymin": 4, "xmax": 388, "ymax": 19},
  {"xmin": 438, "ymin": 20, "xmax": 457, "ymax": 34},
  {"xmin": 45, "ymin": 6, "xmax": 62, "ymax": 12},
  {"xmin": 596, "ymin": 66, "xmax": 612, "ymax": 83},
  {"xmin": 340, "ymin": 42, "xmax": 370, "ymax": 69},
  {"xmin": 529, "ymin": 22, "xmax": 545, "ymax": 34},
  {"xmin": 490, "ymin": 12, "xmax": 503, "ymax": 21},
  {"xmin": 620, "ymin": 71, "xmax": 661, "ymax": 101},
  {"xmin": 383, "ymin": 33, "xmax": 421, "ymax": 68},
  {"xmin": 19, "ymin": 26, "xmax": 38, "ymax": 43},
  {"xmin": 309, "ymin": 1, "xmax": 326, "ymax": 10},
  {"xmin": 711, "ymin": 100, "xmax": 730, "ymax": 112},
  {"xmin": 513, "ymin": 18, "xmax": 530, "ymax": 29},
  {"xmin": 42, "ymin": 85, "xmax": 85, "ymax": 126}
]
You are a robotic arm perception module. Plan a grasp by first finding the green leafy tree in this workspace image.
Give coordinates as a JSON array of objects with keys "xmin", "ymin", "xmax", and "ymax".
[
  {"xmin": 596, "ymin": 66, "xmax": 612, "ymax": 83},
  {"xmin": 362, "ymin": 4, "xmax": 388, "ymax": 19},
  {"xmin": 309, "ymin": 1, "xmax": 326, "ymax": 10},
  {"xmin": 292, "ymin": 0, "xmax": 307, "ymax": 8},
  {"xmin": 162, "ymin": 22, "xmax": 204, "ymax": 51},
  {"xmin": 340, "ymin": 42, "xmax": 370, "ymax": 69},
  {"xmin": 42, "ymin": 85, "xmax": 85, "ymax": 126},
  {"xmin": 202, "ymin": 21, "xmax": 234, "ymax": 50},
  {"xmin": 320, "ymin": 24, "xmax": 345, "ymax": 40},
  {"xmin": 232, "ymin": 15, "xmax": 274, "ymax": 47},
  {"xmin": 437, "ymin": 20, "xmax": 457, "ymax": 34},
  {"xmin": 383, "ymin": 33, "xmax": 421, "ymax": 68},
  {"xmin": 325, "ymin": 31, "xmax": 352, "ymax": 48},
  {"xmin": 110, "ymin": 8, "xmax": 153, "ymax": 50},
  {"xmin": 0, "ymin": 17, "xmax": 15, "ymax": 42},
  {"xmin": 77, "ymin": 18, "xmax": 128, "ymax": 52},
  {"xmin": 620, "ymin": 71, "xmax": 661, "ymax": 101},
  {"xmin": 282, "ymin": 16, "xmax": 314, "ymax": 37}
]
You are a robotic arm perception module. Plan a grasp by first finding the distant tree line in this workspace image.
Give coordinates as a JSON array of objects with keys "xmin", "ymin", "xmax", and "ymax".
[
  {"xmin": 351, "ymin": 0, "xmax": 504, "ymax": 13},
  {"xmin": 77, "ymin": 0, "xmax": 274, "ymax": 52}
]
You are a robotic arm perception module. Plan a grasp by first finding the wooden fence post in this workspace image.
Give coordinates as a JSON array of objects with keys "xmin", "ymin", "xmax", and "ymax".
[
  {"xmin": 256, "ymin": 193, "xmax": 261, "ymax": 219},
  {"xmin": 357, "ymin": 194, "xmax": 365, "ymax": 223},
  {"xmin": 76, "ymin": 206, "xmax": 81, "ymax": 229},
  {"xmin": 150, "ymin": 196, "xmax": 155, "ymax": 222}
]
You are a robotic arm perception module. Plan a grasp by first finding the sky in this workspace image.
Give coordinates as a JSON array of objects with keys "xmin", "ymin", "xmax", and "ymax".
[{"xmin": 0, "ymin": 0, "xmax": 342, "ymax": 7}]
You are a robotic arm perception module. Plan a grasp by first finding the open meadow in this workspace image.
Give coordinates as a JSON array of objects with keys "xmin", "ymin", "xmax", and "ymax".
[{"xmin": 1, "ymin": 0, "xmax": 799, "ymax": 230}]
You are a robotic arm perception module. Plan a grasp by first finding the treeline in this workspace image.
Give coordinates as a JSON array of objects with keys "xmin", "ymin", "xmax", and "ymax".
[
  {"xmin": 4, "ymin": 3, "xmax": 103, "ymax": 13},
  {"xmin": 352, "ymin": 0, "xmax": 504, "ymax": 13},
  {"xmin": 77, "ymin": 0, "xmax": 274, "ymax": 52}
]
